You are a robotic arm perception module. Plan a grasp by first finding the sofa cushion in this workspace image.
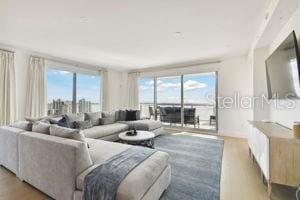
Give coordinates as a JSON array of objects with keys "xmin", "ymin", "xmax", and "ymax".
[
  {"xmin": 32, "ymin": 121, "xmax": 50, "ymax": 134},
  {"xmin": 65, "ymin": 113, "xmax": 85, "ymax": 128},
  {"xmin": 84, "ymin": 112, "xmax": 101, "ymax": 126},
  {"xmin": 76, "ymin": 138, "xmax": 170, "ymax": 199},
  {"xmin": 120, "ymin": 120, "xmax": 162, "ymax": 131},
  {"xmin": 81, "ymin": 123, "xmax": 129, "ymax": 139},
  {"xmin": 74, "ymin": 120, "xmax": 93, "ymax": 130},
  {"xmin": 10, "ymin": 120, "xmax": 32, "ymax": 131}
]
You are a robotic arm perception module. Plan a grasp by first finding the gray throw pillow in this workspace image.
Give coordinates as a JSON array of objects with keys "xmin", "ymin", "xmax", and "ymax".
[
  {"xmin": 10, "ymin": 121, "xmax": 32, "ymax": 131},
  {"xmin": 117, "ymin": 110, "xmax": 127, "ymax": 121},
  {"xmin": 102, "ymin": 111, "xmax": 116, "ymax": 120},
  {"xmin": 136, "ymin": 110, "xmax": 141, "ymax": 120},
  {"xmin": 49, "ymin": 125, "xmax": 86, "ymax": 144},
  {"xmin": 74, "ymin": 120, "xmax": 93, "ymax": 130},
  {"xmin": 99, "ymin": 117, "xmax": 115, "ymax": 125},
  {"xmin": 65, "ymin": 113, "xmax": 85, "ymax": 128},
  {"xmin": 32, "ymin": 121, "xmax": 50, "ymax": 134},
  {"xmin": 84, "ymin": 112, "xmax": 101, "ymax": 126}
]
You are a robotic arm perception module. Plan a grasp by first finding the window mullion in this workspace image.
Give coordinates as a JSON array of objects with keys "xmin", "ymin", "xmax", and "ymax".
[{"xmin": 73, "ymin": 73, "xmax": 77, "ymax": 113}]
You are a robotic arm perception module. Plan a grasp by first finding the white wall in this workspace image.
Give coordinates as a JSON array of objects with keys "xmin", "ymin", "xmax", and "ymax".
[
  {"xmin": 252, "ymin": 47, "xmax": 270, "ymax": 121},
  {"xmin": 141, "ymin": 56, "xmax": 253, "ymax": 138},
  {"xmin": 218, "ymin": 57, "xmax": 253, "ymax": 138}
]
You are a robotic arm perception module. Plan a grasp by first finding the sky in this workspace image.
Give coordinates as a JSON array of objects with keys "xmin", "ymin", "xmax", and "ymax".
[
  {"xmin": 139, "ymin": 73, "xmax": 216, "ymax": 104},
  {"xmin": 47, "ymin": 68, "xmax": 101, "ymax": 103},
  {"xmin": 47, "ymin": 68, "xmax": 215, "ymax": 105}
]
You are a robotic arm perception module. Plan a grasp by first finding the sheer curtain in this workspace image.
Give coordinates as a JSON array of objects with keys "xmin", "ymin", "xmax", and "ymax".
[
  {"xmin": 100, "ymin": 70, "xmax": 109, "ymax": 111},
  {"xmin": 0, "ymin": 50, "xmax": 16, "ymax": 125},
  {"xmin": 25, "ymin": 56, "xmax": 46, "ymax": 118},
  {"xmin": 127, "ymin": 72, "xmax": 140, "ymax": 110}
]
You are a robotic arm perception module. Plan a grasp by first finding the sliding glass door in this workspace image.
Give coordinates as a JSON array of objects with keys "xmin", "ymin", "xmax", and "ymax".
[
  {"xmin": 138, "ymin": 71, "xmax": 218, "ymax": 132},
  {"xmin": 138, "ymin": 78, "xmax": 155, "ymax": 119},
  {"xmin": 183, "ymin": 72, "xmax": 217, "ymax": 131},
  {"xmin": 157, "ymin": 76, "xmax": 181, "ymax": 127}
]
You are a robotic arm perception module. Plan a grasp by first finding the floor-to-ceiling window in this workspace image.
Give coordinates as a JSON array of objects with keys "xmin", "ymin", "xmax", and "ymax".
[
  {"xmin": 138, "ymin": 77, "xmax": 155, "ymax": 119},
  {"xmin": 46, "ymin": 66, "xmax": 101, "ymax": 116},
  {"xmin": 138, "ymin": 72, "xmax": 217, "ymax": 132},
  {"xmin": 77, "ymin": 73, "xmax": 101, "ymax": 113},
  {"xmin": 47, "ymin": 69, "xmax": 74, "ymax": 115},
  {"xmin": 183, "ymin": 72, "xmax": 217, "ymax": 130},
  {"xmin": 157, "ymin": 76, "xmax": 182, "ymax": 127}
]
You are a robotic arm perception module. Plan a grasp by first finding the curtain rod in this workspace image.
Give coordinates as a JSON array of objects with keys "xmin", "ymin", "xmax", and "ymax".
[
  {"xmin": 0, "ymin": 48, "xmax": 15, "ymax": 53},
  {"xmin": 132, "ymin": 60, "xmax": 221, "ymax": 73},
  {"xmin": 30, "ymin": 54, "xmax": 106, "ymax": 72}
]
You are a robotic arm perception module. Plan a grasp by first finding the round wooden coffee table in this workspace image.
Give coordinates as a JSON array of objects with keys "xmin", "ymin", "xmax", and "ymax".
[{"xmin": 118, "ymin": 131, "xmax": 155, "ymax": 148}]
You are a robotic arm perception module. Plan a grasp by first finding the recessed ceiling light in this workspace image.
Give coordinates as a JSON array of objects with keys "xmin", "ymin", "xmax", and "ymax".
[
  {"xmin": 174, "ymin": 32, "xmax": 182, "ymax": 36},
  {"xmin": 79, "ymin": 16, "xmax": 88, "ymax": 22}
]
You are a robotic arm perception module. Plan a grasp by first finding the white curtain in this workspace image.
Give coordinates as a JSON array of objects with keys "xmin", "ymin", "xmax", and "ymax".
[
  {"xmin": 0, "ymin": 50, "xmax": 16, "ymax": 125},
  {"xmin": 127, "ymin": 72, "xmax": 140, "ymax": 110},
  {"xmin": 25, "ymin": 56, "xmax": 46, "ymax": 118},
  {"xmin": 100, "ymin": 70, "xmax": 109, "ymax": 111}
]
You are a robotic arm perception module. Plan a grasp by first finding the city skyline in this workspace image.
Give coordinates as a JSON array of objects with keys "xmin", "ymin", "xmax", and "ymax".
[{"xmin": 46, "ymin": 68, "xmax": 101, "ymax": 103}]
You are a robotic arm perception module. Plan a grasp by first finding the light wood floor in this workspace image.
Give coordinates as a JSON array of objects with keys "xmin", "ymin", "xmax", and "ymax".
[{"xmin": 0, "ymin": 132, "xmax": 297, "ymax": 200}]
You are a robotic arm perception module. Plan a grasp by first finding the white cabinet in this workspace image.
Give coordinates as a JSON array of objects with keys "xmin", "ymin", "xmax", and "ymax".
[
  {"xmin": 248, "ymin": 127, "xmax": 269, "ymax": 179},
  {"xmin": 248, "ymin": 121, "xmax": 300, "ymax": 196}
]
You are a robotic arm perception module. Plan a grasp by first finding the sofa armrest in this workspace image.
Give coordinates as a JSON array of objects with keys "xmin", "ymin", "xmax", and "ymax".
[
  {"xmin": 0, "ymin": 126, "xmax": 24, "ymax": 176},
  {"xmin": 19, "ymin": 131, "xmax": 92, "ymax": 200}
]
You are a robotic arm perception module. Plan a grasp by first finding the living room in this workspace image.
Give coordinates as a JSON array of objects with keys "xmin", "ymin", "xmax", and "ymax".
[{"xmin": 0, "ymin": 0, "xmax": 300, "ymax": 200}]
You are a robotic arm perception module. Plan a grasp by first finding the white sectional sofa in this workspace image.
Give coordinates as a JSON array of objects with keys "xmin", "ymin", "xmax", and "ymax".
[{"xmin": 0, "ymin": 126, "xmax": 171, "ymax": 200}]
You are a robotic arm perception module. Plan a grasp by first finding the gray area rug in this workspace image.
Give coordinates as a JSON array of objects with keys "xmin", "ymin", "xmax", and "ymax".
[{"xmin": 154, "ymin": 134, "xmax": 224, "ymax": 200}]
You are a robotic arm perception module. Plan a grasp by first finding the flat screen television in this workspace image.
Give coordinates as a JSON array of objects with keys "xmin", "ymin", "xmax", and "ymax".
[{"xmin": 266, "ymin": 31, "xmax": 300, "ymax": 99}]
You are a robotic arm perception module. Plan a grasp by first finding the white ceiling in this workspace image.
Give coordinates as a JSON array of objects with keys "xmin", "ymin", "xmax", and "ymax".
[{"xmin": 0, "ymin": 0, "xmax": 270, "ymax": 70}]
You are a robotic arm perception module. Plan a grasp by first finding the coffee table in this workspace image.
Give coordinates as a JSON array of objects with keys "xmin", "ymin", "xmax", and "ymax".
[{"xmin": 118, "ymin": 131, "xmax": 155, "ymax": 148}]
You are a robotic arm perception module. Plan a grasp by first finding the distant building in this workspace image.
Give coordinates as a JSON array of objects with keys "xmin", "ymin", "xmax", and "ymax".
[
  {"xmin": 47, "ymin": 99, "xmax": 73, "ymax": 115},
  {"xmin": 78, "ymin": 99, "xmax": 91, "ymax": 113}
]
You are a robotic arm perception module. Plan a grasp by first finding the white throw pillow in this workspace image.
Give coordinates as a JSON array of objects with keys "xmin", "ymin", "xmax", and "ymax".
[{"xmin": 32, "ymin": 121, "xmax": 50, "ymax": 134}]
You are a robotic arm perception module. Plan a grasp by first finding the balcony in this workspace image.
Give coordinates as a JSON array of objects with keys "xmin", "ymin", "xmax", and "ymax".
[{"xmin": 139, "ymin": 102, "xmax": 216, "ymax": 131}]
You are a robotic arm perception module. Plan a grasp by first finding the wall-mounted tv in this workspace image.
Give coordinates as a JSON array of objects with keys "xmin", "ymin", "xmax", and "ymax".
[{"xmin": 266, "ymin": 31, "xmax": 300, "ymax": 99}]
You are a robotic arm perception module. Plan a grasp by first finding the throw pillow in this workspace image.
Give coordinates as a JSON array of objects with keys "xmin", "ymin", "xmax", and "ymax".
[
  {"xmin": 136, "ymin": 110, "xmax": 141, "ymax": 120},
  {"xmin": 102, "ymin": 111, "xmax": 116, "ymax": 119},
  {"xmin": 126, "ymin": 110, "xmax": 137, "ymax": 121},
  {"xmin": 65, "ymin": 113, "xmax": 85, "ymax": 128},
  {"xmin": 74, "ymin": 120, "xmax": 93, "ymax": 130},
  {"xmin": 84, "ymin": 112, "xmax": 101, "ymax": 126},
  {"xmin": 10, "ymin": 120, "xmax": 32, "ymax": 131},
  {"xmin": 49, "ymin": 125, "xmax": 87, "ymax": 144},
  {"xmin": 49, "ymin": 116, "xmax": 69, "ymax": 128},
  {"xmin": 32, "ymin": 121, "xmax": 50, "ymax": 134},
  {"xmin": 116, "ymin": 110, "xmax": 127, "ymax": 121},
  {"xmin": 99, "ymin": 117, "xmax": 115, "ymax": 125}
]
